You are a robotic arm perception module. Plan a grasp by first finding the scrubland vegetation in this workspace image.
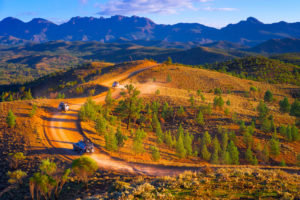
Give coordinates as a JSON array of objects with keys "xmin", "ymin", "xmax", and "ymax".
[{"xmin": 0, "ymin": 60, "xmax": 299, "ymax": 199}]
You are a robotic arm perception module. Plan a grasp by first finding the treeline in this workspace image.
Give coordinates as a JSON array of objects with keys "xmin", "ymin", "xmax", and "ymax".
[
  {"xmin": 0, "ymin": 62, "xmax": 110, "ymax": 101},
  {"xmin": 203, "ymin": 56, "xmax": 300, "ymax": 86}
]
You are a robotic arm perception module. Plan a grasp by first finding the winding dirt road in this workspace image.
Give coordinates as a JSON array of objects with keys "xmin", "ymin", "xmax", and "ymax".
[{"xmin": 42, "ymin": 65, "xmax": 300, "ymax": 176}]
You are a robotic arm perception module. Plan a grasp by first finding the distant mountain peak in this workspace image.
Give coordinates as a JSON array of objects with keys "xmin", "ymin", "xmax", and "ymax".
[
  {"xmin": 29, "ymin": 18, "xmax": 53, "ymax": 24},
  {"xmin": 246, "ymin": 17, "xmax": 263, "ymax": 24},
  {"xmin": 1, "ymin": 17, "xmax": 24, "ymax": 24}
]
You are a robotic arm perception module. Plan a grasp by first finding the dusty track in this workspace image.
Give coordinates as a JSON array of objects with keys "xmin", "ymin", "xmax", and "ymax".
[{"xmin": 42, "ymin": 65, "xmax": 300, "ymax": 176}]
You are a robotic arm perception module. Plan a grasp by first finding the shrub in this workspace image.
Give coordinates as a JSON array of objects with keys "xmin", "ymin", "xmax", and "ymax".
[
  {"xmin": 6, "ymin": 109, "xmax": 16, "ymax": 128},
  {"xmin": 71, "ymin": 156, "xmax": 98, "ymax": 185},
  {"xmin": 214, "ymin": 88, "xmax": 222, "ymax": 95},
  {"xmin": 264, "ymin": 90, "xmax": 273, "ymax": 102},
  {"xmin": 150, "ymin": 146, "xmax": 160, "ymax": 161},
  {"xmin": 226, "ymin": 100, "xmax": 231, "ymax": 106},
  {"xmin": 290, "ymin": 100, "xmax": 300, "ymax": 117},
  {"xmin": 213, "ymin": 96, "xmax": 224, "ymax": 109},
  {"xmin": 8, "ymin": 152, "xmax": 25, "ymax": 168},
  {"xmin": 79, "ymin": 98, "xmax": 101, "ymax": 121},
  {"xmin": 279, "ymin": 97, "xmax": 291, "ymax": 113},
  {"xmin": 7, "ymin": 170, "xmax": 27, "ymax": 185},
  {"xmin": 29, "ymin": 104, "xmax": 38, "ymax": 117}
]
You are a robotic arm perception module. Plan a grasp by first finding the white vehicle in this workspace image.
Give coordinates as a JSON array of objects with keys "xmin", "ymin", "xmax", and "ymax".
[
  {"xmin": 58, "ymin": 102, "xmax": 69, "ymax": 112},
  {"xmin": 112, "ymin": 81, "xmax": 120, "ymax": 88}
]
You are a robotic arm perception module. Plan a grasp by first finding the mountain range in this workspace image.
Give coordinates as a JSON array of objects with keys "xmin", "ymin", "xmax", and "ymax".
[{"xmin": 0, "ymin": 15, "xmax": 300, "ymax": 46}]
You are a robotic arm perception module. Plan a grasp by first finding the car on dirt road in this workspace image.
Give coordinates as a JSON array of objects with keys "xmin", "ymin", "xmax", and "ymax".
[
  {"xmin": 58, "ymin": 102, "xmax": 69, "ymax": 112},
  {"xmin": 73, "ymin": 139, "xmax": 95, "ymax": 154},
  {"xmin": 112, "ymin": 81, "xmax": 120, "ymax": 87}
]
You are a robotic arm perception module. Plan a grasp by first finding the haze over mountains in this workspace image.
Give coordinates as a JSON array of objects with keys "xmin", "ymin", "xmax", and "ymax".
[{"xmin": 0, "ymin": 15, "xmax": 300, "ymax": 46}]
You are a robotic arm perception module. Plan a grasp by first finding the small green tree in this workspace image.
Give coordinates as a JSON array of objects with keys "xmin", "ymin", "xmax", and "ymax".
[
  {"xmin": 166, "ymin": 73, "xmax": 172, "ymax": 83},
  {"xmin": 279, "ymin": 97, "xmax": 291, "ymax": 113},
  {"xmin": 264, "ymin": 90, "xmax": 273, "ymax": 102},
  {"xmin": 95, "ymin": 115, "xmax": 107, "ymax": 135},
  {"xmin": 195, "ymin": 110, "xmax": 204, "ymax": 126},
  {"xmin": 222, "ymin": 151, "xmax": 231, "ymax": 165},
  {"xmin": 211, "ymin": 136, "xmax": 221, "ymax": 164},
  {"xmin": 290, "ymin": 100, "xmax": 300, "ymax": 117},
  {"xmin": 279, "ymin": 159, "xmax": 286, "ymax": 166},
  {"xmin": 222, "ymin": 132, "xmax": 228, "ymax": 151},
  {"xmin": 257, "ymin": 101, "xmax": 269, "ymax": 121},
  {"xmin": 23, "ymin": 89, "xmax": 33, "ymax": 100},
  {"xmin": 226, "ymin": 100, "xmax": 231, "ymax": 106},
  {"xmin": 105, "ymin": 88, "xmax": 115, "ymax": 110},
  {"xmin": 189, "ymin": 95, "xmax": 195, "ymax": 108},
  {"xmin": 105, "ymin": 130, "xmax": 118, "ymax": 151},
  {"xmin": 213, "ymin": 96, "xmax": 224, "ymax": 109},
  {"xmin": 297, "ymin": 154, "xmax": 300, "ymax": 167},
  {"xmin": 133, "ymin": 129, "xmax": 146, "ymax": 154},
  {"xmin": 116, "ymin": 84, "xmax": 143, "ymax": 129},
  {"xmin": 245, "ymin": 147, "xmax": 254, "ymax": 164},
  {"xmin": 150, "ymin": 146, "xmax": 160, "ymax": 161},
  {"xmin": 176, "ymin": 132, "xmax": 186, "ymax": 158},
  {"xmin": 269, "ymin": 137, "xmax": 280, "ymax": 156},
  {"xmin": 71, "ymin": 156, "xmax": 98, "ymax": 186},
  {"xmin": 201, "ymin": 144, "xmax": 211, "ymax": 161},
  {"xmin": 6, "ymin": 109, "xmax": 16, "ymax": 128},
  {"xmin": 184, "ymin": 131, "xmax": 193, "ymax": 156},
  {"xmin": 115, "ymin": 127, "xmax": 128, "ymax": 148},
  {"xmin": 214, "ymin": 88, "xmax": 222, "ymax": 95},
  {"xmin": 243, "ymin": 131, "xmax": 253, "ymax": 148},
  {"xmin": 228, "ymin": 141, "xmax": 239, "ymax": 165},
  {"xmin": 166, "ymin": 57, "xmax": 173, "ymax": 65},
  {"xmin": 291, "ymin": 125, "xmax": 299, "ymax": 141},
  {"xmin": 202, "ymin": 131, "xmax": 211, "ymax": 146},
  {"xmin": 164, "ymin": 130, "xmax": 173, "ymax": 147},
  {"xmin": 262, "ymin": 143, "xmax": 270, "ymax": 163}
]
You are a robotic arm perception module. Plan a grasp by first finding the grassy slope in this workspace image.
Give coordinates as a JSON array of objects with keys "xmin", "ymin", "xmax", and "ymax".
[
  {"xmin": 205, "ymin": 56, "xmax": 300, "ymax": 86},
  {"xmin": 81, "ymin": 63, "xmax": 299, "ymax": 167}
]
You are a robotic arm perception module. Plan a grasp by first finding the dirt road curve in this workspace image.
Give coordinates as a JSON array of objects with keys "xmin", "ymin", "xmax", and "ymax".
[{"xmin": 43, "ymin": 66, "xmax": 300, "ymax": 176}]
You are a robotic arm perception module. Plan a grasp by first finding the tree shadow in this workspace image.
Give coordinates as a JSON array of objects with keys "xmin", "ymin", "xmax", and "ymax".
[{"xmin": 41, "ymin": 116, "xmax": 76, "ymax": 123}]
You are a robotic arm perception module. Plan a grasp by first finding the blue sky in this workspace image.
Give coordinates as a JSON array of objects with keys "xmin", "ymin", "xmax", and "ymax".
[{"xmin": 0, "ymin": 0, "xmax": 299, "ymax": 28}]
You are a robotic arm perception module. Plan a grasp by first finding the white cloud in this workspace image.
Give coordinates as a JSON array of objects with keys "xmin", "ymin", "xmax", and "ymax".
[
  {"xmin": 203, "ymin": 6, "xmax": 237, "ymax": 11},
  {"xmin": 97, "ymin": 0, "xmax": 210, "ymax": 15},
  {"xmin": 79, "ymin": 0, "xmax": 88, "ymax": 4}
]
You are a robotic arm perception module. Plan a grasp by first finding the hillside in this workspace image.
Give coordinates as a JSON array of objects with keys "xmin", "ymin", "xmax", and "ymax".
[
  {"xmin": 249, "ymin": 38, "xmax": 300, "ymax": 54},
  {"xmin": 0, "ymin": 60, "xmax": 299, "ymax": 199},
  {"xmin": 270, "ymin": 53, "xmax": 300, "ymax": 66},
  {"xmin": 205, "ymin": 56, "xmax": 300, "ymax": 86},
  {"xmin": 0, "ymin": 41, "xmax": 251, "ymax": 84},
  {"xmin": 1, "ymin": 16, "xmax": 300, "ymax": 46},
  {"xmin": 203, "ymin": 40, "xmax": 248, "ymax": 50}
]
